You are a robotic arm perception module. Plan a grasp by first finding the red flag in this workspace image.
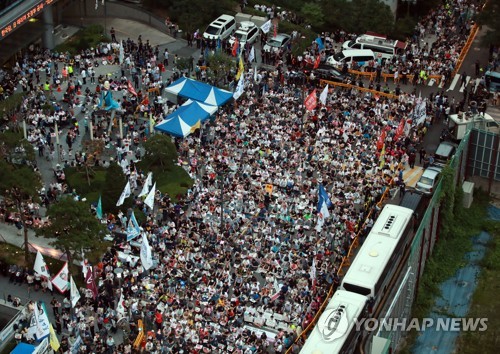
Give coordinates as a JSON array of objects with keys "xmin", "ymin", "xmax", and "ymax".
[
  {"xmin": 232, "ymin": 38, "xmax": 239, "ymax": 57},
  {"xmin": 313, "ymin": 55, "xmax": 321, "ymax": 69},
  {"xmin": 127, "ymin": 80, "xmax": 137, "ymax": 96},
  {"xmin": 141, "ymin": 96, "xmax": 149, "ymax": 106},
  {"xmin": 395, "ymin": 119, "xmax": 405, "ymax": 141},
  {"xmin": 85, "ymin": 266, "xmax": 99, "ymax": 299},
  {"xmin": 304, "ymin": 89, "xmax": 317, "ymax": 111},
  {"xmin": 377, "ymin": 130, "xmax": 386, "ymax": 151}
]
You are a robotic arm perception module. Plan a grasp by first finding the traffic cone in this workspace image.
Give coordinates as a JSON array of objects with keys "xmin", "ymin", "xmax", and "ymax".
[{"xmin": 57, "ymin": 85, "xmax": 61, "ymax": 92}]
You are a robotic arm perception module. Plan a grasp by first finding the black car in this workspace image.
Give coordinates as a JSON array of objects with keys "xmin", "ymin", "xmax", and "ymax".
[{"xmin": 313, "ymin": 67, "xmax": 351, "ymax": 83}]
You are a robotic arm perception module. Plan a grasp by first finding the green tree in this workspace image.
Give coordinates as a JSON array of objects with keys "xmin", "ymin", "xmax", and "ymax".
[
  {"xmin": 0, "ymin": 133, "xmax": 42, "ymax": 262},
  {"xmin": 206, "ymin": 52, "xmax": 235, "ymax": 88},
  {"xmin": 142, "ymin": 134, "xmax": 178, "ymax": 170},
  {"xmin": 38, "ymin": 196, "xmax": 106, "ymax": 270},
  {"xmin": 101, "ymin": 162, "xmax": 131, "ymax": 215},
  {"xmin": 301, "ymin": 3, "xmax": 324, "ymax": 28},
  {"xmin": 475, "ymin": 0, "xmax": 500, "ymax": 47},
  {"xmin": 323, "ymin": 0, "xmax": 394, "ymax": 34}
]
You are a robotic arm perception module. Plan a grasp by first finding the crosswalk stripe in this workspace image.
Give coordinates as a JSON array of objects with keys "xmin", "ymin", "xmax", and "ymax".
[
  {"xmin": 403, "ymin": 166, "xmax": 424, "ymax": 188},
  {"xmin": 447, "ymin": 74, "xmax": 460, "ymax": 91},
  {"xmin": 428, "ymin": 78, "xmax": 435, "ymax": 86},
  {"xmin": 459, "ymin": 76, "xmax": 471, "ymax": 93}
]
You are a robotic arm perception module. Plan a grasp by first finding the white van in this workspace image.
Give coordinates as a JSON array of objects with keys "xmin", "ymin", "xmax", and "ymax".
[
  {"xmin": 342, "ymin": 35, "xmax": 406, "ymax": 61},
  {"xmin": 326, "ymin": 49, "xmax": 375, "ymax": 68},
  {"xmin": 203, "ymin": 14, "xmax": 236, "ymax": 41}
]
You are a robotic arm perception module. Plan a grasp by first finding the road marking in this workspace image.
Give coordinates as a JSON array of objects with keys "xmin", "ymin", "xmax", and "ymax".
[
  {"xmin": 459, "ymin": 76, "xmax": 471, "ymax": 93},
  {"xmin": 403, "ymin": 166, "xmax": 424, "ymax": 188},
  {"xmin": 428, "ymin": 78, "xmax": 435, "ymax": 86},
  {"xmin": 447, "ymin": 74, "xmax": 460, "ymax": 91}
]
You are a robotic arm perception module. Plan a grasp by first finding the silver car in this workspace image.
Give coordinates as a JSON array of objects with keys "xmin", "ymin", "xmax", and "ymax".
[
  {"xmin": 263, "ymin": 33, "xmax": 291, "ymax": 53},
  {"xmin": 415, "ymin": 166, "xmax": 442, "ymax": 195}
]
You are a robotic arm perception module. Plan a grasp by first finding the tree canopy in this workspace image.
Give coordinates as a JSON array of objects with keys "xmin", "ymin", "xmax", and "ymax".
[
  {"xmin": 38, "ymin": 196, "xmax": 106, "ymax": 266},
  {"xmin": 475, "ymin": 0, "xmax": 500, "ymax": 47},
  {"xmin": 142, "ymin": 134, "xmax": 178, "ymax": 171},
  {"xmin": 0, "ymin": 133, "xmax": 41, "ymax": 262},
  {"xmin": 101, "ymin": 162, "xmax": 131, "ymax": 214}
]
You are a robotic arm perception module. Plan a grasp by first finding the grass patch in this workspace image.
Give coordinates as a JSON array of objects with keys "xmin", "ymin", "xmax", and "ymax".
[
  {"xmin": 456, "ymin": 216, "xmax": 500, "ymax": 354},
  {"xmin": 65, "ymin": 166, "xmax": 107, "ymax": 199},
  {"xmin": 400, "ymin": 190, "xmax": 498, "ymax": 353},
  {"xmin": 55, "ymin": 24, "xmax": 110, "ymax": 55},
  {"xmin": 66, "ymin": 163, "xmax": 193, "ymax": 203}
]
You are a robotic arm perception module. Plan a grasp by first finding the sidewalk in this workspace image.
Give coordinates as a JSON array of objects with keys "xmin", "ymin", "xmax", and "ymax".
[{"xmin": 0, "ymin": 223, "xmax": 64, "ymax": 260}]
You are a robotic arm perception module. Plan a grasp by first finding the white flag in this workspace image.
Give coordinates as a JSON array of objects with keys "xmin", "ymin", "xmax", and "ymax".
[
  {"xmin": 248, "ymin": 46, "xmax": 255, "ymax": 63},
  {"xmin": 254, "ymin": 67, "xmax": 258, "ymax": 82},
  {"xmin": 140, "ymin": 233, "xmax": 153, "ymax": 271},
  {"xmin": 138, "ymin": 172, "xmax": 153, "ymax": 197},
  {"xmin": 51, "ymin": 262, "xmax": 69, "ymax": 293},
  {"xmin": 261, "ymin": 20, "xmax": 272, "ymax": 34},
  {"xmin": 70, "ymin": 276, "xmax": 80, "ymax": 307},
  {"xmin": 310, "ymin": 258, "xmax": 317, "ymax": 282},
  {"xmin": 34, "ymin": 251, "xmax": 50, "ymax": 278},
  {"xmin": 119, "ymin": 41, "xmax": 124, "ymax": 65},
  {"xmin": 116, "ymin": 293, "xmax": 126, "ymax": 319},
  {"xmin": 233, "ymin": 75, "xmax": 245, "ymax": 100},
  {"xmin": 116, "ymin": 181, "xmax": 131, "ymax": 206},
  {"xmin": 319, "ymin": 84, "xmax": 329, "ymax": 105},
  {"xmin": 95, "ymin": 0, "xmax": 98, "ymax": 10},
  {"xmin": 144, "ymin": 182, "xmax": 156, "ymax": 210}
]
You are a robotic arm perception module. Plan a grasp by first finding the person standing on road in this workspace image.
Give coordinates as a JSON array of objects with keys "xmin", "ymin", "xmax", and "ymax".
[
  {"xmin": 460, "ymin": 71, "xmax": 467, "ymax": 89},
  {"xmin": 110, "ymin": 27, "xmax": 117, "ymax": 42},
  {"xmin": 81, "ymin": 69, "xmax": 86, "ymax": 85},
  {"xmin": 164, "ymin": 48, "xmax": 169, "ymax": 67}
]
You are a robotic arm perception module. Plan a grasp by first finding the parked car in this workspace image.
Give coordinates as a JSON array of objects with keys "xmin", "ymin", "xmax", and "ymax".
[
  {"xmin": 228, "ymin": 21, "xmax": 259, "ymax": 47},
  {"xmin": 415, "ymin": 166, "xmax": 442, "ymax": 195},
  {"xmin": 434, "ymin": 141, "xmax": 458, "ymax": 167},
  {"xmin": 311, "ymin": 67, "xmax": 352, "ymax": 83},
  {"xmin": 263, "ymin": 33, "xmax": 291, "ymax": 53},
  {"xmin": 203, "ymin": 14, "xmax": 236, "ymax": 41}
]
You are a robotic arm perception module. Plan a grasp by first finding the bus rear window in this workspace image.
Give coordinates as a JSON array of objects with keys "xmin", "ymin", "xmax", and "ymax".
[{"xmin": 342, "ymin": 283, "xmax": 371, "ymax": 296}]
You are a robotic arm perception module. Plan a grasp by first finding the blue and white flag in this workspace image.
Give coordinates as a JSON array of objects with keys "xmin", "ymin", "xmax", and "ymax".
[
  {"xmin": 315, "ymin": 37, "xmax": 325, "ymax": 50},
  {"xmin": 96, "ymin": 195, "xmax": 103, "ymax": 219},
  {"xmin": 315, "ymin": 184, "xmax": 332, "ymax": 232},
  {"xmin": 28, "ymin": 302, "xmax": 50, "ymax": 341},
  {"xmin": 126, "ymin": 211, "xmax": 141, "ymax": 241}
]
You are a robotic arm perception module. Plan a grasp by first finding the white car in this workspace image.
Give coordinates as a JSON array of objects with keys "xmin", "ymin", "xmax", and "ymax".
[
  {"xmin": 228, "ymin": 21, "xmax": 259, "ymax": 47},
  {"xmin": 263, "ymin": 33, "xmax": 291, "ymax": 53}
]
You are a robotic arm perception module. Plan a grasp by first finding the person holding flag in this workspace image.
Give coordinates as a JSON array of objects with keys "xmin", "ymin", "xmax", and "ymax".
[{"xmin": 316, "ymin": 184, "xmax": 332, "ymax": 232}]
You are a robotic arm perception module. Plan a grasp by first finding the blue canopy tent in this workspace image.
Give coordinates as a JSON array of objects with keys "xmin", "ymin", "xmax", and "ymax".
[
  {"xmin": 154, "ymin": 99, "xmax": 217, "ymax": 138},
  {"xmin": 10, "ymin": 343, "xmax": 36, "ymax": 354},
  {"xmin": 164, "ymin": 77, "xmax": 233, "ymax": 106}
]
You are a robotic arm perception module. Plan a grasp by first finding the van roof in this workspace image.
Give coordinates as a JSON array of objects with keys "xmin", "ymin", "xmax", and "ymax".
[
  {"xmin": 356, "ymin": 35, "xmax": 406, "ymax": 49},
  {"xmin": 486, "ymin": 71, "xmax": 500, "ymax": 79},
  {"xmin": 341, "ymin": 49, "xmax": 375, "ymax": 56},
  {"xmin": 211, "ymin": 14, "xmax": 234, "ymax": 25}
]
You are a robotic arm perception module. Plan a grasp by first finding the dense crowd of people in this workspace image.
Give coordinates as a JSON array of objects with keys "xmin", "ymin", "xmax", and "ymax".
[{"xmin": 0, "ymin": 0, "xmax": 498, "ymax": 352}]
